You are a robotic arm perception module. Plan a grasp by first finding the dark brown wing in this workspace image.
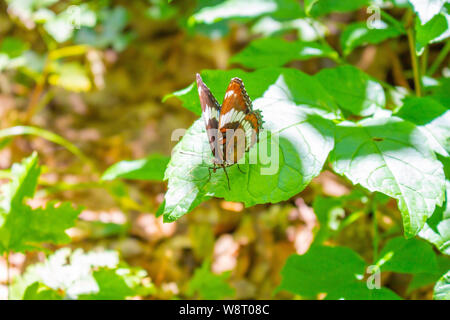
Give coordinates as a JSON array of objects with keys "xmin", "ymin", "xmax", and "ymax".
[
  {"xmin": 218, "ymin": 78, "xmax": 262, "ymax": 164},
  {"xmin": 196, "ymin": 73, "xmax": 222, "ymax": 162}
]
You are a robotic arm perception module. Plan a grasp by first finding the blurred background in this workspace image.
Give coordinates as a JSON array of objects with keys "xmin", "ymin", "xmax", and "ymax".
[{"xmin": 0, "ymin": 0, "xmax": 448, "ymax": 300}]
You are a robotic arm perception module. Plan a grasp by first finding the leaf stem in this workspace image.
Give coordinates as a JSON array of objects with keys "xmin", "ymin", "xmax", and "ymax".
[
  {"xmin": 427, "ymin": 40, "xmax": 450, "ymax": 76},
  {"xmin": 372, "ymin": 200, "xmax": 379, "ymax": 263},
  {"xmin": 421, "ymin": 46, "xmax": 428, "ymax": 77},
  {"xmin": 406, "ymin": 14, "xmax": 422, "ymax": 96},
  {"xmin": 24, "ymin": 57, "xmax": 51, "ymax": 123}
]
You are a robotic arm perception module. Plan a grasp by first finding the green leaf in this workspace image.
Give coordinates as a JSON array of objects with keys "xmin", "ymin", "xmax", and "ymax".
[
  {"xmin": 307, "ymin": 0, "xmax": 370, "ymax": 17},
  {"xmin": 409, "ymin": 0, "xmax": 445, "ymax": 25},
  {"xmin": 433, "ymin": 270, "xmax": 450, "ymax": 299},
  {"xmin": 415, "ymin": 13, "xmax": 450, "ymax": 55},
  {"xmin": 79, "ymin": 269, "xmax": 135, "ymax": 300},
  {"xmin": 278, "ymin": 245, "xmax": 401, "ymax": 299},
  {"xmin": 377, "ymin": 237, "xmax": 439, "ymax": 273},
  {"xmin": 419, "ymin": 155, "xmax": 450, "ymax": 254},
  {"xmin": 250, "ymin": 17, "xmax": 327, "ymax": 41},
  {"xmin": 331, "ymin": 117, "xmax": 445, "ymax": 238},
  {"xmin": 324, "ymin": 282, "xmax": 401, "ymax": 300},
  {"xmin": 101, "ymin": 154, "xmax": 170, "ymax": 181},
  {"xmin": 0, "ymin": 37, "xmax": 28, "ymax": 58},
  {"xmin": 187, "ymin": 260, "xmax": 235, "ymax": 299},
  {"xmin": 340, "ymin": 21, "xmax": 405, "ymax": 56},
  {"xmin": 230, "ymin": 38, "xmax": 339, "ymax": 69},
  {"xmin": 11, "ymin": 248, "xmax": 154, "ymax": 300},
  {"xmin": 278, "ymin": 246, "xmax": 366, "ymax": 297},
  {"xmin": 429, "ymin": 77, "xmax": 450, "ymax": 107},
  {"xmin": 312, "ymin": 191, "xmax": 367, "ymax": 243},
  {"xmin": 23, "ymin": 282, "xmax": 62, "ymax": 300},
  {"xmin": 75, "ymin": 6, "xmax": 133, "ymax": 51},
  {"xmin": 48, "ymin": 62, "xmax": 92, "ymax": 92},
  {"xmin": 0, "ymin": 153, "xmax": 82, "ymax": 253},
  {"xmin": 190, "ymin": 0, "xmax": 303, "ymax": 25},
  {"xmin": 396, "ymin": 97, "xmax": 450, "ymax": 157},
  {"xmin": 163, "ymin": 68, "xmax": 337, "ymax": 222},
  {"xmin": 23, "ymin": 282, "xmax": 63, "ymax": 300},
  {"xmin": 43, "ymin": 4, "xmax": 97, "ymax": 43},
  {"xmin": 408, "ymin": 256, "xmax": 450, "ymax": 292},
  {"xmin": 0, "ymin": 126, "xmax": 90, "ymax": 165},
  {"xmin": 315, "ymin": 65, "xmax": 386, "ymax": 116}
]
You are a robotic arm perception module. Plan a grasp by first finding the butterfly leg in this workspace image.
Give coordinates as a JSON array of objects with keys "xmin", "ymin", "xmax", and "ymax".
[{"xmin": 221, "ymin": 165, "xmax": 231, "ymax": 190}]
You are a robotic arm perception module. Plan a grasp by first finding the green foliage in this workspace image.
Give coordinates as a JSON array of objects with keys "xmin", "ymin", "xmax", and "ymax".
[
  {"xmin": 306, "ymin": 0, "xmax": 370, "ymax": 17},
  {"xmin": 278, "ymin": 245, "xmax": 401, "ymax": 299},
  {"xmin": 0, "ymin": 153, "xmax": 82, "ymax": 253},
  {"xmin": 315, "ymin": 65, "xmax": 385, "ymax": 116},
  {"xmin": 312, "ymin": 191, "xmax": 368, "ymax": 243},
  {"xmin": 22, "ymin": 282, "xmax": 62, "ymax": 300},
  {"xmin": 418, "ymin": 156, "xmax": 450, "ymax": 254},
  {"xmin": 190, "ymin": 0, "xmax": 303, "ymax": 25},
  {"xmin": 376, "ymin": 237, "xmax": 439, "ymax": 273},
  {"xmin": 187, "ymin": 261, "xmax": 235, "ymax": 299},
  {"xmin": 75, "ymin": 6, "xmax": 134, "ymax": 51},
  {"xmin": 408, "ymin": 256, "xmax": 450, "ymax": 292},
  {"xmin": 396, "ymin": 97, "xmax": 449, "ymax": 157},
  {"xmin": 11, "ymin": 248, "xmax": 155, "ymax": 300},
  {"xmin": 340, "ymin": 22, "xmax": 405, "ymax": 56},
  {"xmin": 102, "ymin": 154, "xmax": 170, "ymax": 181},
  {"xmin": 331, "ymin": 117, "xmax": 445, "ymax": 238},
  {"xmin": 163, "ymin": 68, "xmax": 336, "ymax": 222},
  {"xmin": 409, "ymin": 0, "xmax": 445, "ymax": 25},
  {"xmin": 415, "ymin": 13, "xmax": 450, "ymax": 54},
  {"xmin": 433, "ymin": 270, "xmax": 450, "ymax": 300},
  {"xmin": 230, "ymin": 38, "xmax": 339, "ymax": 69}
]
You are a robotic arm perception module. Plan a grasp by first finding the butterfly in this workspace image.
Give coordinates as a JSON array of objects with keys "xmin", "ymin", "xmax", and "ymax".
[{"xmin": 196, "ymin": 73, "xmax": 263, "ymax": 190}]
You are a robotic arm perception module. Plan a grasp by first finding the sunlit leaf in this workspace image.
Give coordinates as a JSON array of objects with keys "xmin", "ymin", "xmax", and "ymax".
[
  {"xmin": 419, "ymin": 156, "xmax": 450, "ymax": 254},
  {"xmin": 251, "ymin": 17, "xmax": 328, "ymax": 41},
  {"xmin": 102, "ymin": 154, "xmax": 170, "ymax": 181},
  {"xmin": 409, "ymin": 0, "xmax": 445, "ymax": 25},
  {"xmin": 11, "ymin": 248, "xmax": 154, "ymax": 300},
  {"xmin": 22, "ymin": 282, "xmax": 63, "ymax": 300},
  {"xmin": 396, "ymin": 97, "xmax": 450, "ymax": 157},
  {"xmin": 331, "ymin": 117, "xmax": 445, "ymax": 238},
  {"xmin": 230, "ymin": 38, "xmax": 339, "ymax": 69},
  {"xmin": 0, "ymin": 153, "xmax": 82, "ymax": 253},
  {"xmin": 433, "ymin": 270, "xmax": 450, "ymax": 299},
  {"xmin": 340, "ymin": 21, "xmax": 404, "ymax": 56},
  {"xmin": 163, "ymin": 68, "xmax": 337, "ymax": 222},
  {"xmin": 315, "ymin": 65, "xmax": 386, "ymax": 116},
  {"xmin": 307, "ymin": 0, "xmax": 370, "ymax": 17},
  {"xmin": 48, "ymin": 62, "xmax": 92, "ymax": 92},
  {"xmin": 190, "ymin": 0, "xmax": 303, "ymax": 25},
  {"xmin": 415, "ymin": 13, "xmax": 450, "ymax": 55}
]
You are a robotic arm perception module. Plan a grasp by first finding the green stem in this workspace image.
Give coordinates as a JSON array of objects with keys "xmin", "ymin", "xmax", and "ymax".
[
  {"xmin": 421, "ymin": 46, "xmax": 428, "ymax": 77},
  {"xmin": 380, "ymin": 10, "xmax": 406, "ymax": 33},
  {"xmin": 427, "ymin": 40, "xmax": 450, "ymax": 76},
  {"xmin": 407, "ymin": 20, "xmax": 422, "ymax": 96},
  {"xmin": 372, "ymin": 201, "xmax": 379, "ymax": 263}
]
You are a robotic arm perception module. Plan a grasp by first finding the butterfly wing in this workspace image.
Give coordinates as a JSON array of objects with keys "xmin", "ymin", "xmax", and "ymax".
[
  {"xmin": 219, "ymin": 78, "xmax": 262, "ymax": 164},
  {"xmin": 196, "ymin": 73, "xmax": 222, "ymax": 162}
]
